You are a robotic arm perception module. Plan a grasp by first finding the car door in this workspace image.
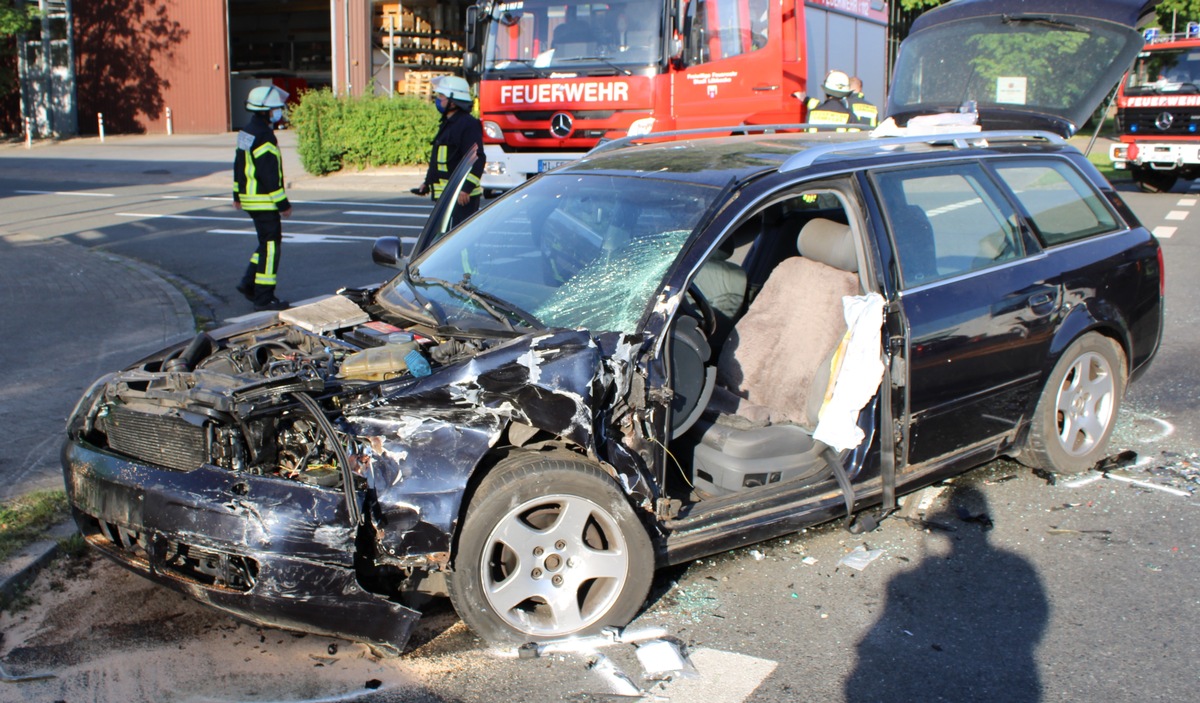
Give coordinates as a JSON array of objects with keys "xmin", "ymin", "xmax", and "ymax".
[
  {"xmin": 410, "ymin": 143, "xmax": 480, "ymax": 257},
  {"xmin": 871, "ymin": 160, "xmax": 1062, "ymax": 466}
]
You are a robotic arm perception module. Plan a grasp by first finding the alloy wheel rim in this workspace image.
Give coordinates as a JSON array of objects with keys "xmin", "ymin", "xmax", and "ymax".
[
  {"xmin": 480, "ymin": 494, "xmax": 629, "ymax": 637},
  {"xmin": 1054, "ymin": 350, "xmax": 1115, "ymax": 457}
]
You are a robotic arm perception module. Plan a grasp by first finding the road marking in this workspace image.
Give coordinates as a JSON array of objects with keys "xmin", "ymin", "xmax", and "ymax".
[
  {"xmin": 342, "ymin": 210, "xmax": 428, "ymax": 218},
  {"xmin": 658, "ymin": 648, "xmax": 777, "ymax": 702},
  {"xmin": 16, "ymin": 189, "xmax": 115, "ymax": 197},
  {"xmin": 116, "ymin": 212, "xmax": 421, "ymax": 229},
  {"xmin": 1165, "ymin": 210, "xmax": 1188, "ymax": 221},
  {"xmin": 1153, "ymin": 226, "xmax": 1176, "ymax": 238},
  {"xmin": 207, "ymin": 228, "xmax": 414, "ymax": 245},
  {"xmin": 925, "ymin": 197, "xmax": 983, "ymax": 218},
  {"xmin": 1177, "ymin": 198, "xmax": 1197, "ymax": 207}
]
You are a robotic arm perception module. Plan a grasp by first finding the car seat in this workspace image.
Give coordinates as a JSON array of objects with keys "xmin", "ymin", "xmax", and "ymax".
[{"xmin": 690, "ymin": 218, "xmax": 862, "ymax": 495}]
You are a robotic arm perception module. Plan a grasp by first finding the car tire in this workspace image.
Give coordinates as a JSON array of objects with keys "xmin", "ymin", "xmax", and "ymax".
[
  {"xmin": 447, "ymin": 452, "xmax": 654, "ymax": 644},
  {"xmin": 1019, "ymin": 333, "xmax": 1126, "ymax": 474}
]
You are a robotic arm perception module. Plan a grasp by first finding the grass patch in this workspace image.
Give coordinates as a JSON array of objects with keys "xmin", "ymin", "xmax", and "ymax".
[
  {"xmin": 1087, "ymin": 149, "xmax": 1131, "ymax": 183},
  {"xmin": 0, "ymin": 490, "xmax": 70, "ymax": 561}
]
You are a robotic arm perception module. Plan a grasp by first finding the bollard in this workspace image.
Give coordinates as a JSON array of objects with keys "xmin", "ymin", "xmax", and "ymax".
[
  {"xmin": 98, "ymin": 113, "xmax": 105, "ymax": 142},
  {"xmin": 166, "ymin": 107, "xmax": 173, "ymax": 135},
  {"xmin": 24, "ymin": 117, "xmax": 31, "ymax": 149}
]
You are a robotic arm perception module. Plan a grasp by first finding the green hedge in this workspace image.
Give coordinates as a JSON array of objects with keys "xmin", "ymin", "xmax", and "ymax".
[{"xmin": 290, "ymin": 89, "xmax": 440, "ymax": 176}]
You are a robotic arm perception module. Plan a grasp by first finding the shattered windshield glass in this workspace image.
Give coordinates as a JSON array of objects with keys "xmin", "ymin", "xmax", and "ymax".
[
  {"xmin": 377, "ymin": 173, "xmax": 719, "ymax": 334},
  {"xmin": 484, "ymin": 0, "xmax": 664, "ymax": 73},
  {"xmin": 1124, "ymin": 48, "xmax": 1200, "ymax": 95}
]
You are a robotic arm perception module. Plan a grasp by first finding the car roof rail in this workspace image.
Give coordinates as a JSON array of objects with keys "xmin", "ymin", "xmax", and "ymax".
[
  {"xmin": 586, "ymin": 123, "xmax": 860, "ymax": 157},
  {"xmin": 778, "ymin": 130, "xmax": 1067, "ymax": 172}
]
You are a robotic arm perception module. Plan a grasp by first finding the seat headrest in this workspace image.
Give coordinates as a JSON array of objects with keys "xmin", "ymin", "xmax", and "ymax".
[{"xmin": 797, "ymin": 218, "xmax": 858, "ymax": 272}]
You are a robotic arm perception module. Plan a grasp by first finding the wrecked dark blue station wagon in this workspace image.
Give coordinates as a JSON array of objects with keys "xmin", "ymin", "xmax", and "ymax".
[{"xmin": 63, "ymin": 0, "xmax": 1165, "ymax": 653}]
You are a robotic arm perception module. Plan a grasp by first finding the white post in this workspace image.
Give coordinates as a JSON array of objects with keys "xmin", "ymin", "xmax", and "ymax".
[
  {"xmin": 24, "ymin": 117, "xmax": 32, "ymax": 149},
  {"xmin": 98, "ymin": 113, "xmax": 105, "ymax": 142},
  {"xmin": 389, "ymin": 15, "xmax": 396, "ymax": 98},
  {"xmin": 166, "ymin": 107, "xmax": 174, "ymax": 135}
]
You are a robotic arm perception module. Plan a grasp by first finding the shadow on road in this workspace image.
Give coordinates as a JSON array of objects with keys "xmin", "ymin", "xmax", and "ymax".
[{"xmin": 845, "ymin": 484, "xmax": 1048, "ymax": 702}]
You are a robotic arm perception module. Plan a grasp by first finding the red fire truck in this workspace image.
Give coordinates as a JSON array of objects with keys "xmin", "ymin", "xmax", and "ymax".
[
  {"xmin": 1110, "ymin": 26, "xmax": 1200, "ymax": 193},
  {"xmin": 465, "ymin": 0, "xmax": 878, "ymax": 192}
]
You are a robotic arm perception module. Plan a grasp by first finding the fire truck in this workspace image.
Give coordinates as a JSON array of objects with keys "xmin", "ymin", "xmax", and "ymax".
[
  {"xmin": 464, "ymin": 0, "xmax": 873, "ymax": 192},
  {"xmin": 1110, "ymin": 26, "xmax": 1200, "ymax": 193}
]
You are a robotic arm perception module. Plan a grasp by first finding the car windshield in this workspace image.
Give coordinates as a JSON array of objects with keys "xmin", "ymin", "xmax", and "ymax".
[
  {"xmin": 483, "ymin": 0, "xmax": 663, "ymax": 73},
  {"xmin": 1124, "ymin": 47, "xmax": 1200, "ymax": 95},
  {"xmin": 377, "ymin": 173, "xmax": 721, "ymax": 334},
  {"xmin": 890, "ymin": 14, "xmax": 1137, "ymax": 125}
]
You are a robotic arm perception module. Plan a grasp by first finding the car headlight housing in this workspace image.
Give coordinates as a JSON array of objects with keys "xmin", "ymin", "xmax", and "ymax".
[{"xmin": 483, "ymin": 121, "xmax": 504, "ymax": 141}]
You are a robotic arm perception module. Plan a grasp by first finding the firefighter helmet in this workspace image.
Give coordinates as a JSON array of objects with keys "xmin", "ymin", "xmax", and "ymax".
[
  {"xmin": 246, "ymin": 85, "xmax": 289, "ymax": 112},
  {"xmin": 822, "ymin": 70, "xmax": 852, "ymax": 98},
  {"xmin": 434, "ymin": 76, "xmax": 474, "ymax": 110}
]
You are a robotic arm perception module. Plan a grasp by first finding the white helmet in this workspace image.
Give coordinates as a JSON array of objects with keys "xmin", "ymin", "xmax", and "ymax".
[
  {"xmin": 246, "ymin": 85, "xmax": 289, "ymax": 112},
  {"xmin": 434, "ymin": 76, "xmax": 473, "ymax": 105},
  {"xmin": 823, "ymin": 70, "xmax": 851, "ymax": 98}
]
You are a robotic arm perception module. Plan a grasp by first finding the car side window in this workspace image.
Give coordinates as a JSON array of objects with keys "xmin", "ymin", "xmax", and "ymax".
[
  {"xmin": 873, "ymin": 163, "xmax": 1022, "ymax": 289},
  {"xmin": 990, "ymin": 160, "xmax": 1120, "ymax": 246}
]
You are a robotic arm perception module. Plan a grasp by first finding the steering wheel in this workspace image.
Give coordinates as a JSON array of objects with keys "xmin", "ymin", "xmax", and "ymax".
[{"xmin": 686, "ymin": 283, "xmax": 718, "ymax": 339}]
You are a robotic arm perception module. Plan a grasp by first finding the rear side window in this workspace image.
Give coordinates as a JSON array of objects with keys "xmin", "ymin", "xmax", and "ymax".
[
  {"xmin": 990, "ymin": 160, "xmax": 1119, "ymax": 245},
  {"xmin": 873, "ymin": 163, "xmax": 1022, "ymax": 289}
]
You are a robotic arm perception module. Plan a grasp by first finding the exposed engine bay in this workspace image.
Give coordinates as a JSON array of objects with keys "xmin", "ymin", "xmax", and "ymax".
[{"xmin": 71, "ymin": 294, "xmax": 496, "ymax": 491}]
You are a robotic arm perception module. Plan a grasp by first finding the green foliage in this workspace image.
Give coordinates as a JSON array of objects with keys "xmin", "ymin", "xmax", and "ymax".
[
  {"xmin": 290, "ymin": 89, "xmax": 441, "ymax": 176},
  {"xmin": 1156, "ymin": 0, "xmax": 1200, "ymax": 30},
  {"xmin": 0, "ymin": 4, "xmax": 38, "ymax": 37},
  {"xmin": 0, "ymin": 490, "xmax": 68, "ymax": 562}
]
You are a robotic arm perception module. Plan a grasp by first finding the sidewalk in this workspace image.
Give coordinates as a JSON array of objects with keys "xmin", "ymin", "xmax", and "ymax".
[{"xmin": 0, "ymin": 130, "xmax": 426, "ymax": 193}]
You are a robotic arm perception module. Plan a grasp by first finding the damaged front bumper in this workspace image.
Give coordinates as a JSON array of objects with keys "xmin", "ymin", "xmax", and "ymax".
[{"xmin": 63, "ymin": 439, "xmax": 420, "ymax": 652}]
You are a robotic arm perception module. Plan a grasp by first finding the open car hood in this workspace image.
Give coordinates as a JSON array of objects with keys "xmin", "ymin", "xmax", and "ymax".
[{"xmin": 886, "ymin": 0, "xmax": 1161, "ymax": 137}]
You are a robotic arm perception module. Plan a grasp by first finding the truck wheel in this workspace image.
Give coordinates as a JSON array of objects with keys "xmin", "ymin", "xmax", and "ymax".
[
  {"xmin": 1019, "ymin": 334, "xmax": 1126, "ymax": 474},
  {"xmin": 1134, "ymin": 169, "xmax": 1177, "ymax": 194},
  {"xmin": 447, "ymin": 453, "xmax": 654, "ymax": 644}
]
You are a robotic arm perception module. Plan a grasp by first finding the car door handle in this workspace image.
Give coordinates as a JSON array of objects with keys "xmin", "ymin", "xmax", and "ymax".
[
  {"xmin": 1028, "ymin": 292, "xmax": 1056, "ymax": 314},
  {"xmin": 753, "ymin": 84, "xmax": 779, "ymax": 92}
]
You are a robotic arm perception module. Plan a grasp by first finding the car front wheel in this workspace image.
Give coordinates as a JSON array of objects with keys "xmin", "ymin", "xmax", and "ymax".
[
  {"xmin": 447, "ymin": 453, "xmax": 654, "ymax": 644},
  {"xmin": 1020, "ymin": 333, "xmax": 1126, "ymax": 474}
]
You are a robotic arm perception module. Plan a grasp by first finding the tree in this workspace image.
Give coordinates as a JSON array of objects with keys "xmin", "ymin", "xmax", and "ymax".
[
  {"xmin": 1, "ymin": 3, "xmax": 38, "ymax": 132},
  {"xmin": 1156, "ymin": 0, "xmax": 1200, "ymax": 32}
]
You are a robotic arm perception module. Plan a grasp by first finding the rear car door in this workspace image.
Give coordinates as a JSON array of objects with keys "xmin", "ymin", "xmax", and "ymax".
[{"xmin": 871, "ymin": 160, "xmax": 1062, "ymax": 466}]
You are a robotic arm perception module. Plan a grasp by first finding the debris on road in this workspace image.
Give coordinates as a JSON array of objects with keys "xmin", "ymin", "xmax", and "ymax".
[{"xmin": 838, "ymin": 544, "xmax": 884, "ymax": 571}]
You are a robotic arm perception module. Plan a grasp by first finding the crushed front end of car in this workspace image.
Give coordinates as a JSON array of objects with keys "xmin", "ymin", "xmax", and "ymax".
[{"xmin": 62, "ymin": 294, "xmax": 646, "ymax": 653}]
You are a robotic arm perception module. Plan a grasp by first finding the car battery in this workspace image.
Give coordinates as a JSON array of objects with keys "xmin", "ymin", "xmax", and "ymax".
[{"xmin": 344, "ymin": 321, "xmax": 414, "ymax": 348}]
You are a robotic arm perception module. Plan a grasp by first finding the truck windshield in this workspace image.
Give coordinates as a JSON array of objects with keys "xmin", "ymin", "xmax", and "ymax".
[
  {"xmin": 483, "ymin": 0, "xmax": 664, "ymax": 74},
  {"xmin": 1124, "ymin": 48, "xmax": 1200, "ymax": 95},
  {"xmin": 377, "ymin": 173, "xmax": 719, "ymax": 335}
]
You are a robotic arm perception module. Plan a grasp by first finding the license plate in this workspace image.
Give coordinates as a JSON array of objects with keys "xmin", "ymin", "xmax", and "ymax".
[{"xmin": 538, "ymin": 159, "xmax": 571, "ymax": 172}]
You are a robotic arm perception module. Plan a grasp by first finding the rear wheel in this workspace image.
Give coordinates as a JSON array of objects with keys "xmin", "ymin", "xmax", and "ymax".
[
  {"xmin": 1020, "ymin": 334, "xmax": 1126, "ymax": 474},
  {"xmin": 1133, "ymin": 168, "xmax": 1177, "ymax": 194},
  {"xmin": 447, "ymin": 453, "xmax": 654, "ymax": 644}
]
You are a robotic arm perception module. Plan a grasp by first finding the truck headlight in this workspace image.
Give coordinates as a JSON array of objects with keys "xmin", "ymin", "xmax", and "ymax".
[{"xmin": 483, "ymin": 121, "xmax": 503, "ymax": 140}]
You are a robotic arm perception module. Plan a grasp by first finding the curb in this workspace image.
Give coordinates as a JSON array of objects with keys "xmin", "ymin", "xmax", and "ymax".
[{"xmin": 0, "ymin": 521, "xmax": 78, "ymax": 604}]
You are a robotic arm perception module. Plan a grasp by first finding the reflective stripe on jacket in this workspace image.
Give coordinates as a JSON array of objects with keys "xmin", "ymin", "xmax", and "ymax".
[
  {"xmin": 234, "ymin": 113, "xmax": 290, "ymax": 212},
  {"xmin": 425, "ymin": 109, "xmax": 485, "ymax": 199}
]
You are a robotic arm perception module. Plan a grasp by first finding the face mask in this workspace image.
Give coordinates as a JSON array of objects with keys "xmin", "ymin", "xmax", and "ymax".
[
  {"xmin": 434, "ymin": 96, "xmax": 448, "ymax": 115},
  {"xmin": 269, "ymin": 108, "xmax": 284, "ymax": 124}
]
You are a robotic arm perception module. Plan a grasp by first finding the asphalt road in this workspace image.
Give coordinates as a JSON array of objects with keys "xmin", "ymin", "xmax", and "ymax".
[{"xmin": 0, "ymin": 137, "xmax": 1196, "ymax": 702}]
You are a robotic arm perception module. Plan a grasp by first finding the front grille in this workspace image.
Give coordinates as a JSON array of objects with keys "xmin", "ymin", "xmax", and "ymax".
[
  {"xmin": 102, "ymin": 406, "xmax": 206, "ymax": 472},
  {"xmin": 1118, "ymin": 107, "xmax": 1200, "ymax": 136}
]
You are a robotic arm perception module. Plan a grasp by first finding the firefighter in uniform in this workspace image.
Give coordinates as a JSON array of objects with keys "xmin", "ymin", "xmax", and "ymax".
[
  {"xmin": 414, "ymin": 76, "xmax": 485, "ymax": 227},
  {"xmin": 805, "ymin": 70, "xmax": 865, "ymax": 131},
  {"xmin": 847, "ymin": 76, "xmax": 879, "ymax": 127},
  {"xmin": 234, "ymin": 85, "xmax": 292, "ymax": 311}
]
